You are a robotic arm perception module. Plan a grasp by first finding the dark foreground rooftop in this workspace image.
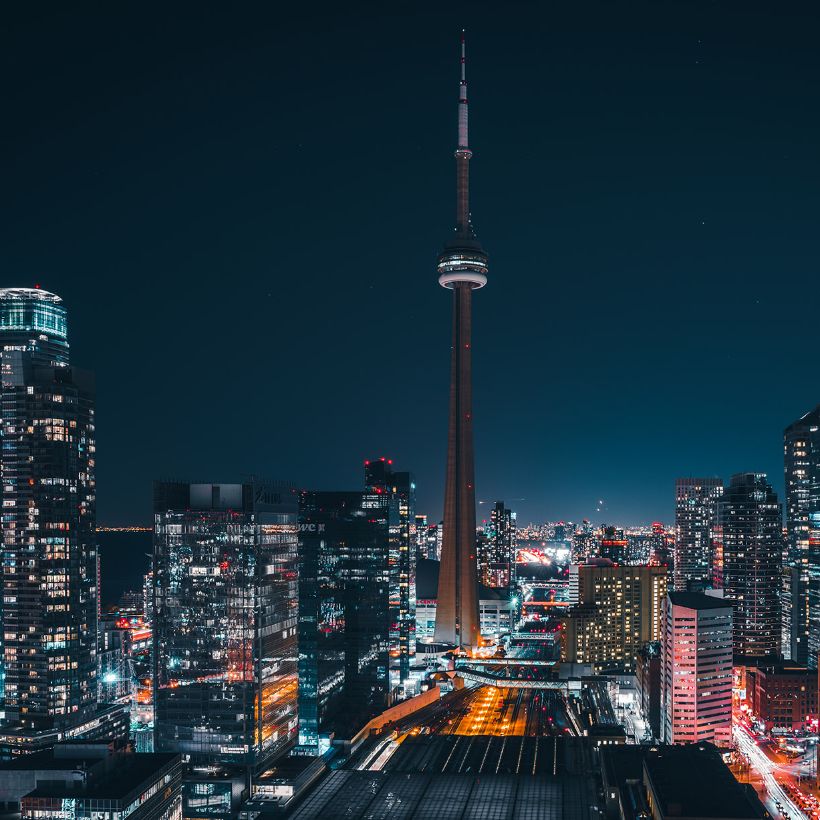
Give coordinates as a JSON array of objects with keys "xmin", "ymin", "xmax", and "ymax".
[
  {"xmin": 601, "ymin": 742, "xmax": 767, "ymax": 820},
  {"xmin": 287, "ymin": 770, "xmax": 599, "ymax": 820}
]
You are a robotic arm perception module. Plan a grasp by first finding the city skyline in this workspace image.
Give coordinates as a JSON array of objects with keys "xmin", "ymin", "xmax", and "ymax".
[
  {"xmin": 4, "ymin": 5, "xmax": 819, "ymax": 526},
  {"xmin": 3, "ymin": 7, "xmax": 820, "ymax": 819}
]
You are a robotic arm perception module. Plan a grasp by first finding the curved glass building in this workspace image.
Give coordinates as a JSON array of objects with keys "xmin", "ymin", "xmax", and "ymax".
[{"xmin": 0, "ymin": 287, "xmax": 69, "ymax": 366}]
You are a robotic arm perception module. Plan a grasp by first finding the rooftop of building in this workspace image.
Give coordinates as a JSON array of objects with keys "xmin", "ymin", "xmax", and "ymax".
[
  {"xmin": 0, "ymin": 743, "xmax": 109, "ymax": 772},
  {"xmin": 289, "ymin": 770, "xmax": 598, "ymax": 820},
  {"xmin": 786, "ymin": 403, "xmax": 820, "ymax": 430},
  {"xmin": 602, "ymin": 742, "xmax": 767, "ymax": 819},
  {"xmin": 644, "ymin": 743, "xmax": 766, "ymax": 818},
  {"xmin": 667, "ymin": 590, "xmax": 734, "ymax": 610},
  {"xmin": 4, "ymin": 749, "xmax": 180, "ymax": 801},
  {"xmin": 750, "ymin": 662, "xmax": 816, "ymax": 677},
  {"xmin": 0, "ymin": 286, "xmax": 62, "ymax": 303},
  {"xmin": 257, "ymin": 754, "xmax": 321, "ymax": 780}
]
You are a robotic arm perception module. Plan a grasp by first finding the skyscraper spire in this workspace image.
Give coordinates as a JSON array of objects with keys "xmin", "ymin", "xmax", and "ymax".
[{"xmin": 435, "ymin": 34, "xmax": 488, "ymax": 650}]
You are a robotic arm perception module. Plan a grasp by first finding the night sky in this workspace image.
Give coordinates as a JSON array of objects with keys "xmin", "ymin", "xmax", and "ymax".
[{"xmin": 3, "ymin": 3, "xmax": 819, "ymax": 526}]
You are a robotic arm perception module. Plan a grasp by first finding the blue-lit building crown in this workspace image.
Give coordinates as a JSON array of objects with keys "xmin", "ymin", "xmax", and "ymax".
[{"xmin": 0, "ymin": 287, "xmax": 69, "ymax": 365}]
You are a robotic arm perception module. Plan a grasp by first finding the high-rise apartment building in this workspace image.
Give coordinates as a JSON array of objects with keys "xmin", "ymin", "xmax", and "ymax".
[
  {"xmin": 713, "ymin": 473, "xmax": 782, "ymax": 662},
  {"xmin": 364, "ymin": 458, "xmax": 416, "ymax": 683},
  {"xmin": 427, "ymin": 521, "xmax": 443, "ymax": 562},
  {"xmin": 571, "ymin": 520, "xmax": 596, "ymax": 563},
  {"xmin": 784, "ymin": 406, "xmax": 820, "ymax": 668},
  {"xmin": 478, "ymin": 501, "xmax": 516, "ymax": 588},
  {"xmin": 562, "ymin": 560, "xmax": 668, "ymax": 671},
  {"xmin": 649, "ymin": 522, "xmax": 672, "ymax": 566},
  {"xmin": 0, "ymin": 287, "xmax": 127, "ymax": 758},
  {"xmin": 414, "ymin": 514, "xmax": 428, "ymax": 560},
  {"xmin": 674, "ymin": 478, "xmax": 723, "ymax": 591},
  {"xmin": 297, "ymin": 490, "xmax": 390, "ymax": 752},
  {"xmin": 661, "ymin": 591, "xmax": 733, "ymax": 746},
  {"xmin": 152, "ymin": 481, "xmax": 298, "ymax": 779}
]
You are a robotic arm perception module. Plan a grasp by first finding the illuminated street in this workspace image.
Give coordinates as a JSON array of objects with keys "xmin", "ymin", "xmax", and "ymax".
[{"xmin": 733, "ymin": 723, "xmax": 817, "ymax": 819}]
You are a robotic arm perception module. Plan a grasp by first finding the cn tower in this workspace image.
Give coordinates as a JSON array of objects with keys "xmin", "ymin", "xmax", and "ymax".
[{"xmin": 434, "ymin": 33, "xmax": 487, "ymax": 649}]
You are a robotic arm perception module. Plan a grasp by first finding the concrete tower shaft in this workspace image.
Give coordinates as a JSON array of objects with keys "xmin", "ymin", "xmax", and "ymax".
[{"xmin": 435, "ymin": 33, "xmax": 487, "ymax": 649}]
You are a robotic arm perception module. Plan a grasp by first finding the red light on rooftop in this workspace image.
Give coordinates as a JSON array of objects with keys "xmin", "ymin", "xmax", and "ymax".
[{"xmin": 34, "ymin": 283, "xmax": 41, "ymax": 289}]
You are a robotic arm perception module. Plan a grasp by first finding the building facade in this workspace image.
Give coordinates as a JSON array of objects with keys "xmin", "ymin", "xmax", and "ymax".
[
  {"xmin": 747, "ymin": 663, "xmax": 818, "ymax": 732},
  {"xmin": 152, "ymin": 481, "xmax": 298, "ymax": 778},
  {"xmin": 674, "ymin": 478, "xmax": 723, "ymax": 592},
  {"xmin": 714, "ymin": 473, "xmax": 782, "ymax": 661},
  {"xmin": 297, "ymin": 490, "xmax": 390, "ymax": 751},
  {"xmin": 0, "ymin": 287, "xmax": 128, "ymax": 757},
  {"xmin": 599, "ymin": 526, "xmax": 627, "ymax": 564},
  {"xmin": 478, "ymin": 501, "xmax": 516, "ymax": 588},
  {"xmin": 364, "ymin": 458, "xmax": 416, "ymax": 684},
  {"xmin": 636, "ymin": 642, "xmax": 661, "ymax": 740},
  {"xmin": 572, "ymin": 520, "xmax": 597, "ymax": 563},
  {"xmin": 562, "ymin": 561, "xmax": 668, "ymax": 672},
  {"xmin": 784, "ymin": 406, "xmax": 820, "ymax": 668},
  {"xmin": 661, "ymin": 591, "xmax": 734, "ymax": 746}
]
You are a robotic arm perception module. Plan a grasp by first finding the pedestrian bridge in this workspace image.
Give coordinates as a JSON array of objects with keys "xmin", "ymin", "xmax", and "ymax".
[
  {"xmin": 456, "ymin": 668, "xmax": 569, "ymax": 690},
  {"xmin": 509, "ymin": 632, "xmax": 557, "ymax": 642},
  {"xmin": 455, "ymin": 658, "xmax": 557, "ymax": 668}
]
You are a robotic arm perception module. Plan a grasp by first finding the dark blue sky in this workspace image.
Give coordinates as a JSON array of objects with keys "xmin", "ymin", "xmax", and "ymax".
[{"xmin": 2, "ymin": 3, "xmax": 818, "ymax": 526}]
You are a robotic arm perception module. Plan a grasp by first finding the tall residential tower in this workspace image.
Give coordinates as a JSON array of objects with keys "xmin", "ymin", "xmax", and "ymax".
[
  {"xmin": 434, "ymin": 34, "xmax": 487, "ymax": 649},
  {"xmin": 674, "ymin": 478, "xmax": 723, "ymax": 591},
  {"xmin": 0, "ymin": 287, "xmax": 127, "ymax": 757},
  {"xmin": 783, "ymin": 405, "xmax": 820, "ymax": 667},
  {"xmin": 714, "ymin": 472, "xmax": 782, "ymax": 661}
]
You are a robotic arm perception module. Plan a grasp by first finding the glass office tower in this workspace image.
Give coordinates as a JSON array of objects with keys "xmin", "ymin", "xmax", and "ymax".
[
  {"xmin": 0, "ymin": 288, "xmax": 127, "ymax": 757},
  {"xmin": 784, "ymin": 406, "xmax": 820, "ymax": 667},
  {"xmin": 153, "ymin": 481, "xmax": 298, "ymax": 778},
  {"xmin": 364, "ymin": 458, "xmax": 416, "ymax": 686},
  {"xmin": 297, "ymin": 489, "xmax": 390, "ymax": 751},
  {"xmin": 715, "ymin": 473, "xmax": 782, "ymax": 662}
]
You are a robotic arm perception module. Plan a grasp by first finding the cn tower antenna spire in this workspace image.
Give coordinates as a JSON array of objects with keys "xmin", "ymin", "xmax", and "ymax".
[
  {"xmin": 455, "ymin": 31, "xmax": 473, "ymax": 236},
  {"xmin": 459, "ymin": 30, "xmax": 468, "ymax": 149}
]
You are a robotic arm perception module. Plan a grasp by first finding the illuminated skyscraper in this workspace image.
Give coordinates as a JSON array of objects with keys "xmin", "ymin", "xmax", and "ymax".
[
  {"xmin": 478, "ymin": 501, "xmax": 516, "ymax": 588},
  {"xmin": 661, "ymin": 591, "xmax": 733, "ymax": 745},
  {"xmin": 152, "ymin": 481, "xmax": 298, "ymax": 779},
  {"xmin": 297, "ymin": 458, "xmax": 415, "ymax": 751},
  {"xmin": 435, "ymin": 34, "xmax": 487, "ymax": 649},
  {"xmin": 364, "ymin": 458, "xmax": 416, "ymax": 685},
  {"xmin": 563, "ymin": 560, "xmax": 668, "ymax": 672},
  {"xmin": 674, "ymin": 478, "xmax": 723, "ymax": 591},
  {"xmin": 414, "ymin": 514, "xmax": 428, "ymax": 560},
  {"xmin": 714, "ymin": 472, "xmax": 782, "ymax": 661},
  {"xmin": 599, "ymin": 525, "xmax": 627, "ymax": 564},
  {"xmin": 297, "ymin": 489, "xmax": 390, "ymax": 751},
  {"xmin": 0, "ymin": 287, "xmax": 127, "ymax": 758},
  {"xmin": 784, "ymin": 405, "xmax": 820, "ymax": 667},
  {"xmin": 649, "ymin": 521, "xmax": 672, "ymax": 566},
  {"xmin": 572, "ymin": 519, "xmax": 596, "ymax": 563}
]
